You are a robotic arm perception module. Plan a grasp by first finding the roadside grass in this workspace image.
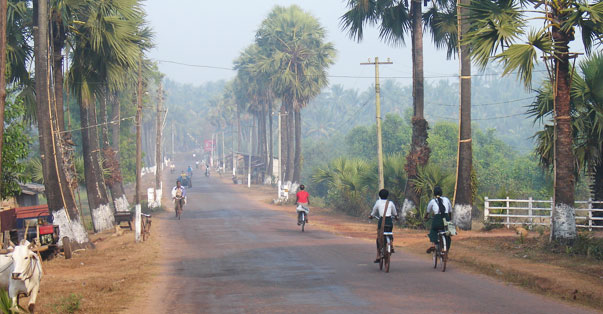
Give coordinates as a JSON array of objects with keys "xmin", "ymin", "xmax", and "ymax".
[{"xmin": 51, "ymin": 293, "xmax": 82, "ymax": 314}]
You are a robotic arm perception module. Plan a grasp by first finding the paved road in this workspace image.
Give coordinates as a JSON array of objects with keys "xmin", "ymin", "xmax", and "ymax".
[{"xmin": 143, "ymin": 168, "xmax": 594, "ymax": 314}]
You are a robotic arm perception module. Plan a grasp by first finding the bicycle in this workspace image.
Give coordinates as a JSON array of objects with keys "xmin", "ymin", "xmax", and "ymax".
[
  {"xmin": 174, "ymin": 196, "xmax": 185, "ymax": 220},
  {"xmin": 141, "ymin": 213, "xmax": 152, "ymax": 241},
  {"xmin": 433, "ymin": 219, "xmax": 456, "ymax": 272},
  {"xmin": 371, "ymin": 215, "xmax": 396, "ymax": 273},
  {"xmin": 296, "ymin": 205, "xmax": 308, "ymax": 232}
]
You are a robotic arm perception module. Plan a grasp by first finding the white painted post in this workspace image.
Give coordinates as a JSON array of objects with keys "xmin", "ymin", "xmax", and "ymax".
[
  {"xmin": 506, "ymin": 196, "xmax": 510, "ymax": 229},
  {"xmin": 528, "ymin": 197, "xmax": 533, "ymax": 229},
  {"xmin": 135, "ymin": 204, "xmax": 141, "ymax": 243},
  {"xmin": 588, "ymin": 198, "xmax": 593, "ymax": 232},
  {"xmin": 484, "ymin": 197, "xmax": 489, "ymax": 222},
  {"xmin": 549, "ymin": 197, "xmax": 553, "ymax": 228}
]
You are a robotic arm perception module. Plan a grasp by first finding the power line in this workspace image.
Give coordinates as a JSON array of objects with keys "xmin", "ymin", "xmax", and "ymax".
[
  {"xmin": 431, "ymin": 112, "xmax": 526, "ymax": 121},
  {"xmin": 54, "ymin": 116, "xmax": 136, "ymax": 134},
  {"xmin": 429, "ymin": 96, "xmax": 536, "ymax": 108},
  {"xmin": 153, "ymin": 58, "xmax": 548, "ymax": 80}
]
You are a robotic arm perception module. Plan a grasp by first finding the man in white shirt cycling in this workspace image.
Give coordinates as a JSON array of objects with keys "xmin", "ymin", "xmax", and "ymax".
[{"xmin": 369, "ymin": 189, "xmax": 398, "ymax": 263}]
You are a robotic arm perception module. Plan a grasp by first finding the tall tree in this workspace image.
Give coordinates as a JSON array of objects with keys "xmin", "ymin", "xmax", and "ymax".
[
  {"xmin": 0, "ymin": 0, "xmax": 8, "ymax": 192},
  {"xmin": 256, "ymin": 5, "xmax": 335, "ymax": 184},
  {"xmin": 530, "ymin": 53, "xmax": 603, "ymax": 225},
  {"xmin": 69, "ymin": 0, "xmax": 146, "ymax": 231},
  {"xmin": 341, "ymin": 0, "xmax": 431, "ymax": 218},
  {"xmin": 33, "ymin": 0, "xmax": 89, "ymax": 245},
  {"xmin": 466, "ymin": 0, "xmax": 603, "ymax": 242}
]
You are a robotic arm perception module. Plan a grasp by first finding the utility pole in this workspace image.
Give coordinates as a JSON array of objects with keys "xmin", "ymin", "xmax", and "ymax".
[
  {"xmin": 154, "ymin": 81, "xmax": 163, "ymax": 203},
  {"xmin": 222, "ymin": 131, "xmax": 225, "ymax": 176},
  {"xmin": 171, "ymin": 122, "xmax": 174, "ymax": 157},
  {"xmin": 248, "ymin": 122, "xmax": 254, "ymax": 188},
  {"xmin": 135, "ymin": 54, "xmax": 143, "ymax": 204},
  {"xmin": 232, "ymin": 126, "xmax": 236, "ymax": 176},
  {"xmin": 273, "ymin": 111, "xmax": 287, "ymax": 199},
  {"xmin": 361, "ymin": 57, "xmax": 392, "ymax": 190}
]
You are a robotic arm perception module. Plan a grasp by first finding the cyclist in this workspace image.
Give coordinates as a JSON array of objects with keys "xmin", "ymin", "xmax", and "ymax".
[
  {"xmin": 296, "ymin": 184, "xmax": 310, "ymax": 225},
  {"xmin": 369, "ymin": 189, "xmax": 398, "ymax": 263},
  {"xmin": 171, "ymin": 180, "xmax": 186, "ymax": 217},
  {"xmin": 187, "ymin": 165, "xmax": 194, "ymax": 177},
  {"xmin": 424, "ymin": 186, "xmax": 452, "ymax": 253},
  {"xmin": 195, "ymin": 160, "xmax": 200, "ymax": 169}
]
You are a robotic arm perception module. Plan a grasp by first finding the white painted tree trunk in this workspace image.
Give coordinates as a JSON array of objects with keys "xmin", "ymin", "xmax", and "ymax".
[
  {"xmin": 552, "ymin": 203, "xmax": 577, "ymax": 241},
  {"xmin": 401, "ymin": 199, "xmax": 415, "ymax": 221},
  {"xmin": 113, "ymin": 194, "xmax": 130, "ymax": 212},
  {"xmin": 52, "ymin": 208, "xmax": 89, "ymax": 245},
  {"xmin": 453, "ymin": 204, "xmax": 472, "ymax": 230},
  {"xmin": 91, "ymin": 204, "xmax": 115, "ymax": 232},
  {"xmin": 135, "ymin": 204, "xmax": 141, "ymax": 243}
]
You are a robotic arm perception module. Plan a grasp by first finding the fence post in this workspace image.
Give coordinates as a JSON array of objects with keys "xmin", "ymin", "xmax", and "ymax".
[
  {"xmin": 484, "ymin": 197, "xmax": 489, "ymax": 223},
  {"xmin": 588, "ymin": 197, "xmax": 593, "ymax": 232},
  {"xmin": 549, "ymin": 197, "xmax": 553, "ymax": 228},
  {"xmin": 506, "ymin": 196, "xmax": 510, "ymax": 229},
  {"xmin": 528, "ymin": 197, "xmax": 533, "ymax": 229}
]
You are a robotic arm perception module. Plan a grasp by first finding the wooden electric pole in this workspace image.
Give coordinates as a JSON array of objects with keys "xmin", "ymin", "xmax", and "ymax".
[
  {"xmin": 361, "ymin": 57, "xmax": 392, "ymax": 190},
  {"xmin": 135, "ymin": 55, "xmax": 143, "ymax": 204},
  {"xmin": 154, "ymin": 81, "xmax": 163, "ymax": 202}
]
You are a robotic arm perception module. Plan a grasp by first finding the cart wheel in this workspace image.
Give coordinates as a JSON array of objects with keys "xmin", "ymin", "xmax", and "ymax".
[{"xmin": 62, "ymin": 237, "xmax": 72, "ymax": 260}]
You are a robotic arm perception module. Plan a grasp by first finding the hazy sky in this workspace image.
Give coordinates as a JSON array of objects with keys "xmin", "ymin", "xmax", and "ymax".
[{"xmin": 143, "ymin": 0, "xmax": 459, "ymax": 90}]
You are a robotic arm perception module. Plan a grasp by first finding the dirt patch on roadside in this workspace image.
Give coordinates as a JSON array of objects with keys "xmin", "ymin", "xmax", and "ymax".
[
  {"xmin": 30, "ymin": 228, "xmax": 159, "ymax": 314},
  {"xmin": 223, "ymin": 178, "xmax": 603, "ymax": 311}
]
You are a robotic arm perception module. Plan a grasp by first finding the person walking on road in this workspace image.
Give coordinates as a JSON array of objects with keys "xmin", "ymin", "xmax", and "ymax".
[
  {"xmin": 171, "ymin": 180, "xmax": 187, "ymax": 217},
  {"xmin": 424, "ymin": 186, "xmax": 452, "ymax": 253},
  {"xmin": 369, "ymin": 189, "xmax": 398, "ymax": 263},
  {"xmin": 296, "ymin": 185, "xmax": 310, "ymax": 225}
]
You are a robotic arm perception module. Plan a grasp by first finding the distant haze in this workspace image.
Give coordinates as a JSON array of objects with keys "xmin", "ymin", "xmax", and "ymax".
[{"xmin": 144, "ymin": 0, "xmax": 459, "ymax": 89}]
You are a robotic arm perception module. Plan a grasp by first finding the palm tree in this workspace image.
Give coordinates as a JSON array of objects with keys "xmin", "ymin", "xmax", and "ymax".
[
  {"xmin": 466, "ymin": 0, "xmax": 603, "ymax": 242},
  {"xmin": 530, "ymin": 53, "xmax": 603, "ymax": 225},
  {"xmin": 33, "ymin": 0, "xmax": 90, "ymax": 244},
  {"xmin": 341, "ymin": 0, "xmax": 431, "ymax": 219},
  {"xmin": 424, "ymin": 0, "xmax": 473, "ymax": 229},
  {"xmin": 256, "ymin": 5, "xmax": 336, "ymax": 184},
  {"xmin": 69, "ymin": 0, "xmax": 145, "ymax": 232}
]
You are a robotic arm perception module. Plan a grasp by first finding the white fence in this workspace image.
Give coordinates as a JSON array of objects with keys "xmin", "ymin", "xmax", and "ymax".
[{"xmin": 484, "ymin": 197, "xmax": 603, "ymax": 231}]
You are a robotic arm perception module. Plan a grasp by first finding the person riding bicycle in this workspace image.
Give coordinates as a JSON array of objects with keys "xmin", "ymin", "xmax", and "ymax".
[
  {"xmin": 195, "ymin": 160, "xmax": 200, "ymax": 169},
  {"xmin": 171, "ymin": 180, "xmax": 186, "ymax": 217},
  {"xmin": 296, "ymin": 184, "xmax": 310, "ymax": 225},
  {"xmin": 177, "ymin": 171, "xmax": 188, "ymax": 183},
  {"xmin": 369, "ymin": 189, "xmax": 398, "ymax": 263},
  {"xmin": 424, "ymin": 186, "xmax": 452, "ymax": 253},
  {"xmin": 187, "ymin": 165, "xmax": 193, "ymax": 177}
]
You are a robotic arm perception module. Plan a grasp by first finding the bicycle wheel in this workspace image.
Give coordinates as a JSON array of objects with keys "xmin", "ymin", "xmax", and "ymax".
[
  {"xmin": 384, "ymin": 245, "xmax": 391, "ymax": 273},
  {"xmin": 433, "ymin": 243, "xmax": 438, "ymax": 269},
  {"xmin": 379, "ymin": 252, "xmax": 384, "ymax": 270},
  {"xmin": 441, "ymin": 236, "xmax": 448, "ymax": 272},
  {"xmin": 301, "ymin": 220, "xmax": 305, "ymax": 232},
  {"xmin": 142, "ymin": 219, "xmax": 147, "ymax": 241}
]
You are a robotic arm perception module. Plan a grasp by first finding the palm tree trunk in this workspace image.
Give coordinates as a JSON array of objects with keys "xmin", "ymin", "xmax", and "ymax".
[
  {"xmin": 34, "ymin": 0, "xmax": 89, "ymax": 245},
  {"xmin": 551, "ymin": 25, "xmax": 576, "ymax": 242},
  {"xmin": 593, "ymin": 162, "xmax": 603, "ymax": 226},
  {"xmin": 452, "ymin": 0, "xmax": 473, "ymax": 230},
  {"xmin": 80, "ymin": 96, "xmax": 114, "ymax": 232},
  {"xmin": 293, "ymin": 108, "xmax": 302, "ymax": 183},
  {"xmin": 402, "ymin": 0, "xmax": 430, "ymax": 221},
  {"xmin": 107, "ymin": 93, "xmax": 129, "ymax": 212},
  {"xmin": 280, "ymin": 105, "xmax": 287, "ymax": 181},
  {"xmin": 267, "ymin": 107, "xmax": 274, "ymax": 178},
  {"xmin": 0, "ymin": 0, "xmax": 7, "ymax": 195},
  {"xmin": 286, "ymin": 104, "xmax": 295, "ymax": 182}
]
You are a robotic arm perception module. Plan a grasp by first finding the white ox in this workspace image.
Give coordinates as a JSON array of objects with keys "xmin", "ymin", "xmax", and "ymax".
[{"xmin": 0, "ymin": 240, "xmax": 43, "ymax": 313}]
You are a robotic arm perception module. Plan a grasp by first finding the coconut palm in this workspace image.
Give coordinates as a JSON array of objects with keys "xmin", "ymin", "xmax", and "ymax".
[
  {"xmin": 530, "ymin": 53, "xmax": 603, "ymax": 225},
  {"xmin": 69, "ymin": 0, "xmax": 146, "ymax": 232},
  {"xmin": 423, "ymin": 0, "xmax": 474, "ymax": 229},
  {"xmin": 466, "ymin": 0, "xmax": 603, "ymax": 242},
  {"xmin": 341, "ymin": 0, "xmax": 431, "ymax": 220},
  {"xmin": 255, "ymin": 5, "xmax": 336, "ymax": 183}
]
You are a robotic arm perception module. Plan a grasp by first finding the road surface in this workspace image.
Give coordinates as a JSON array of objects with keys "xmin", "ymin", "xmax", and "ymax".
[{"xmin": 141, "ymin": 168, "xmax": 594, "ymax": 314}]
